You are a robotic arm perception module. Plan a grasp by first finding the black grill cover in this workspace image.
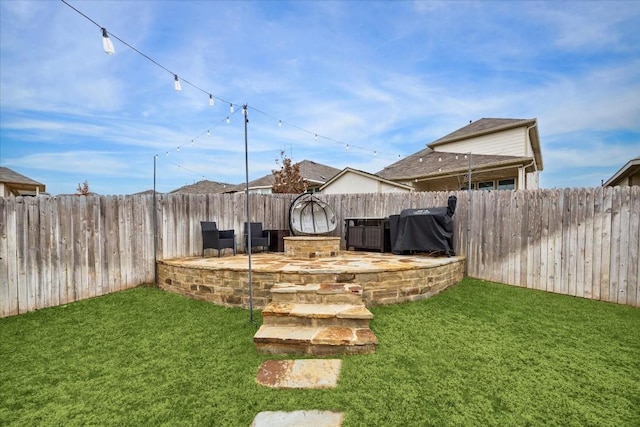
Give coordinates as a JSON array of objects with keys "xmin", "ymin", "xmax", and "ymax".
[{"xmin": 390, "ymin": 196, "xmax": 456, "ymax": 256}]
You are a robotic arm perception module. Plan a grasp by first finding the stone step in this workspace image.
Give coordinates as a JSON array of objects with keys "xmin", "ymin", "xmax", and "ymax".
[
  {"xmin": 270, "ymin": 283, "xmax": 364, "ymax": 304},
  {"xmin": 254, "ymin": 325, "xmax": 378, "ymax": 356},
  {"xmin": 261, "ymin": 302, "xmax": 373, "ymax": 328}
]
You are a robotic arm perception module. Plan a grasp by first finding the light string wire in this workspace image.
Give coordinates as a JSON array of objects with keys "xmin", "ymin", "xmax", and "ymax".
[{"xmin": 60, "ymin": 0, "xmax": 406, "ymax": 185}]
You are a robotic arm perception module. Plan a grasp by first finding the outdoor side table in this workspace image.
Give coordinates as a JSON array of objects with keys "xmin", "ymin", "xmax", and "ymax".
[{"xmin": 266, "ymin": 229, "xmax": 291, "ymax": 252}]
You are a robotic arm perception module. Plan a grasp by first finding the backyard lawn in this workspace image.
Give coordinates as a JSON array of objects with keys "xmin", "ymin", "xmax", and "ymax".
[{"xmin": 1, "ymin": 278, "xmax": 638, "ymax": 426}]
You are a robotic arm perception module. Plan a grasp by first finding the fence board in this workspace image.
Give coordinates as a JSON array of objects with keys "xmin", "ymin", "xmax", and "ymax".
[
  {"xmin": 600, "ymin": 188, "xmax": 613, "ymax": 302},
  {"xmin": 629, "ymin": 187, "xmax": 640, "ymax": 307},
  {"xmin": 540, "ymin": 190, "xmax": 550, "ymax": 292},
  {"xmin": 0, "ymin": 198, "xmax": 11, "ymax": 317},
  {"xmin": 617, "ymin": 188, "xmax": 630, "ymax": 304},
  {"xmin": 590, "ymin": 187, "xmax": 603, "ymax": 301},
  {"xmin": 576, "ymin": 188, "xmax": 587, "ymax": 298},
  {"xmin": 582, "ymin": 189, "xmax": 594, "ymax": 300},
  {"xmin": 609, "ymin": 187, "xmax": 621, "ymax": 303}
]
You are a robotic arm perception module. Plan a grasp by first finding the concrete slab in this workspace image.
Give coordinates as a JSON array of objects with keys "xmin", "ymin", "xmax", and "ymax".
[
  {"xmin": 251, "ymin": 410, "xmax": 344, "ymax": 427},
  {"xmin": 256, "ymin": 359, "xmax": 342, "ymax": 389}
]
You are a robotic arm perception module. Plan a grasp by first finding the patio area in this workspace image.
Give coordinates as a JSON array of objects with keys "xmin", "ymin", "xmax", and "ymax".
[{"xmin": 157, "ymin": 251, "xmax": 465, "ymax": 309}]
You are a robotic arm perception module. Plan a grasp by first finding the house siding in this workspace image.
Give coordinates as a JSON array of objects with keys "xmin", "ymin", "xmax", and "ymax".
[{"xmin": 432, "ymin": 127, "xmax": 529, "ymax": 158}]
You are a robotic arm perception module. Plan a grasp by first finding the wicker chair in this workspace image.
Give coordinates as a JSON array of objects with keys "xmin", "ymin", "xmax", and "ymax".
[
  {"xmin": 243, "ymin": 222, "xmax": 270, "ymax": 253},
  {"xmin": 201, "ymin": 221, "xmax": 236, "ymax": 257}
]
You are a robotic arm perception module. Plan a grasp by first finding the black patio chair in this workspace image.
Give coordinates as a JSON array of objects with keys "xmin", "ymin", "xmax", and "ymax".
[
  {"xmin": 243, "ymin": 222, "xmax": 270, "ymax": 253},
  {"xmin": 201, "ymin": 221, "xmax": 236, "ymax": 257}
]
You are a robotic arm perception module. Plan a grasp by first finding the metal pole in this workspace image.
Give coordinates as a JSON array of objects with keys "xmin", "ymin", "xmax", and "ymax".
[
  {"xmin": 243, "ymin": 105, "xmax": 255, "ymax": 323},
  {"xmin": 153, "ymin": 155, "xmax": 158, "ymax": 287}
]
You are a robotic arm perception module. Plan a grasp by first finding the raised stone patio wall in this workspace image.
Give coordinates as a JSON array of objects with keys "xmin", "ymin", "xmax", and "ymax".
[{"xmin": 157, "ymin": 257, "xmax": 465, "ymax": 309}]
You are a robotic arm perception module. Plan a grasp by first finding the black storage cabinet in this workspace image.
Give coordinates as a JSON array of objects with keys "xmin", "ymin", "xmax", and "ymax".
[{"xmin": 345, "ymin": 217, "xmax": 390, "ymax": 252}]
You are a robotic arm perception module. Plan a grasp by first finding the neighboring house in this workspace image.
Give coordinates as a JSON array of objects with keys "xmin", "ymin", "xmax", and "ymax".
[
  {"xmin": 377, "ymin": 118, "xmax": 543, "ymax": 191},
  {"xmin": 170, "ymin": 180, "xmax": 236, "ymax": 194},
  {"xmin": 319, "ymin": 167, "xmax": 412, "ymax": 194},
  {"xmin": 0, "ymin": 167, "xmax": 47, "ymax": 197},
  {"xmin": 234, "ymin": 160, "xmax": 341, "ymax": 194},
  {"xmin": 603, "ymin": 157, "xmax": 640, "ymax": 187}
]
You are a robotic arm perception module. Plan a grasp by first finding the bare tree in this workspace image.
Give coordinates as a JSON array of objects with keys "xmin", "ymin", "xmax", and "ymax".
[
  {"xmin": 76, "ymin": 180, "xmax": 90, "ymax": 196},
  {"xmin": 272, "ymin": 151, "xmax": 307, "ymax": 194}
]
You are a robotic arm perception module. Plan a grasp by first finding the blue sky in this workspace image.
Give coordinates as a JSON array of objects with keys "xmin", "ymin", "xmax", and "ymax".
[{"xmin": 1, "ymin": 0, "xmax": 639, "ymax": 196}]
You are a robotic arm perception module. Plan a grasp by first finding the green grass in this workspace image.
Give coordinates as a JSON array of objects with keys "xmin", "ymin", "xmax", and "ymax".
[{"xmin": 1, "ymin": 279, "xmax": 639, "ymax": 426}]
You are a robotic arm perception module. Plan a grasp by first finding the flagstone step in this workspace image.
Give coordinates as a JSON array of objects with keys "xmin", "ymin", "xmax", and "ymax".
[
  {"xmin": 270, "ymin": 283, "xmax": 364, "ymax": 305},
  {"xmin": 261, "ymin": 302, "xmax": 373, "ymax": 328},
  {"xmin": 254, "ymin": 325, "xmax": 378, "ymax": 356}
]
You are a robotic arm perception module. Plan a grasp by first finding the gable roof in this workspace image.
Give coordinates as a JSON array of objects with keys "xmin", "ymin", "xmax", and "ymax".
[
  {"xmin": 319, "ymin": 167, "xmax": 413, "ymax": 192},
  {"xmin": 428, "ymin": 118, "xmax": 542, "ymax": 170},
  {"xmin": 0, "ymin": 167, "xmax": 46, "ymax": 195},
  {"xmin": 170, "ymin": 180, "xmax": 236, "ymax": 194},
  {"xmin": 603, "ymin": 156, "xmax": 640, "ymax": 186},
  {"xmin": 377, "ymin": 149, "xmax": 533, "ymax": 182},
  {"xmin": 235, "ymin": 160, "xmax": 341, "ymax": 192}
]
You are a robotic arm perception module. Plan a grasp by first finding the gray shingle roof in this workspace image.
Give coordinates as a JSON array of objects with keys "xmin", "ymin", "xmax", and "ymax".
[
  {"xmin": 377, "ymin": 150, "xmax": 533, "ymax": 181},
  {"xmin": 170, "ymin": 180, "xmax": 236, "ymax": 194},
  {"xmin": 237, "ymin": 160, "xmax": 341, "ymax": 191},
  {"xmin": 0, "ymin": 167, "xmax": 45, "ymax": 187}
]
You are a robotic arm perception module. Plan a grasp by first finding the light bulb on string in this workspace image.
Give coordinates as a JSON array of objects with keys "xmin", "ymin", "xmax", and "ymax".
[
  {"xmin": 278, "ymin": 120, "xmax": 282, "ymax": 128},
  {"xmin": 226, "ymin": 116, "xmax": 230, "ymax": 124},
  {"xmin": 191, "ymin": 140, "xmax": 195, "ymax": 146},
  {"xmin": 177, "ymin": 146, "xmax": 180, "ymax": 152},
  {"xmin": 207, "ymin": 130, "xmax": 211, "ymax": 137},
  {"xmin": 346, "ymin": 144, "xmax": 350, "ymax": 151},
  {"xmin": 374, "ymin": 151, "xmax": 377, "ymax": 157},
  {"xmin": 174, "ymin": 75, "xmax": 182, "ymax": 91},
  {"xmin": 209, "ymin": 94, "xmax": 214, "ymax": 107},
  {"xmin": 229, "ymin": 103, "xmax": 234, "ymax": 113},
  {"xmin": 101, "ymin": 28, "xmax": 115, "ymax": 55},
  {"xmin": 314, "ymin": 134, "xmax": 318, "ymax": 141}
]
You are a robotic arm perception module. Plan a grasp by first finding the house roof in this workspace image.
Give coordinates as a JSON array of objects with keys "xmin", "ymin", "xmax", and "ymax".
[
  {"xmin": 376, "ymin": 149, "xmax": 533, "ymax": 182},
  {"xmin": 0, "ymin": 167, "xmax": 46, "ymax": 195},
  {"xmin": 236, "ymin": 160, "xmax": 341, "ymax": 192},
  {"xmin": 428, "ymin": 118, "xmax": 543, "ymax": 170},
  {"xmin": 170, "ymin": 180, "xmax": 236, "ymax": 194},
  {"xmin": 603, "ymin": 157, "xmax": 640, "ymax": 187},
  {"xmin": 319, "ymin": 167, "xmax": 413, "ymax": 192}
]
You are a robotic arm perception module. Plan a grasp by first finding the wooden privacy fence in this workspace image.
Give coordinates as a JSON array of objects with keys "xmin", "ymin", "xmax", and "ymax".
[{"xmin": 0, "ymin": 187, "xmax": 638, "ymax": 317}]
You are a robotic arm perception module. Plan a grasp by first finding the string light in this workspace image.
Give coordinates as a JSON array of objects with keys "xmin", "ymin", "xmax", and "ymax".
[
  {"xmin": 207, "ymin": 130, "xmax": 210, "ymax": 137},
  {"xmin": 101, "ymin": 28, "xmax": 114, "ymax": 54},
  {"xmin": 226, "ymin": 116, "xmax": 230, "ymax": 124},
  {"xmin": 63, "ymin": 0, "xmax": 408, "ymax": 168}
]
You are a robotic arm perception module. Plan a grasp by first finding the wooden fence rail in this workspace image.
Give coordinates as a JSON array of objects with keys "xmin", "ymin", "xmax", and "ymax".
[{"xmin": 1, "ymin": 187, "xmax": 638, "ymax": 317}]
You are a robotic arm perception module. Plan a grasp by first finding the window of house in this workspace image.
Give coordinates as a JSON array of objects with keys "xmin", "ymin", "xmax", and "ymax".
[
  {"xmin": 478, "ymin": 181, "xmax": 494, "ymax": 191},
  {"xmin": 498, "ymin": 179, "xmax": 515, "ymax": 190}
]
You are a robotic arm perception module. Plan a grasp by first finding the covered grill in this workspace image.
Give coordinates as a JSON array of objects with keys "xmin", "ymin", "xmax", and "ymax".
[{"xmin": 390, "ymin": 196, "xmax": 457, "ymax": 256}]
